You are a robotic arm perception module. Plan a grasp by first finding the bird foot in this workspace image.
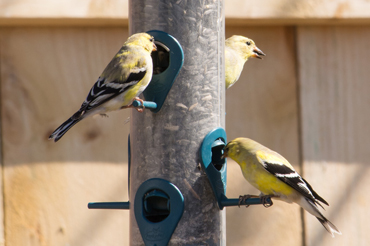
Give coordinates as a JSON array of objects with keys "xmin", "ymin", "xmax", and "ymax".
[
  {"xmin": 238, "ymin": 195, "xmax": 259, "ymax": 208},
  {"xmin": 121, "ymin": 97, "xmax": 145, "ymax": 112},
  {"xmin": 260, "ymin": 195, "xmax": 273, "ymax": 208},
  {"xmin": 238, "ymin": 195, "xmax": 249, "ymax": 208},
  {"xmin": 133, "ymin": 97, "xmax": 145, "ymax": 112}
]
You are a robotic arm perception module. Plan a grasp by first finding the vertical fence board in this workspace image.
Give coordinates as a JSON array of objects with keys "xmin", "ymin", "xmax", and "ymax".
[
  {"xmin": 1, "ymin": 27, "xmax": 131, "ymax": 246},
  {"xmin": 298, "ymin": 26, "xmax": 370, "ymax": 246},
  {"xmin": 0, "ymin": 29, "xmax": 4, "ymax": 243},
  {"xmin": 2, "ymin": 24, "xmax": 369, "ymax": 246},
  {"xmin": 225, "ymin": 26, "xmax": 302, "ymax": 246}
]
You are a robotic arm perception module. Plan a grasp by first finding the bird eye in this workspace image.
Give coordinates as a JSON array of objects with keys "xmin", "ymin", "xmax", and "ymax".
[
  {"xmin": 150, "ymin": 37, "xmax": 154, "ymax": 42},
  {"xmin": 246, "ymin": 41, "xmax": 251, "ymax": 46}
]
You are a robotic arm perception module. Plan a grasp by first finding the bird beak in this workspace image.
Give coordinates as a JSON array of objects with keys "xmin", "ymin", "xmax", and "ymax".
[
  {"xmin": 152, "ymin": 42, "xmax": 157, "ymax": 52},
  {"xmin": 221, "ymin": 151, "xmax": 228, "ymax": 159},
  {"xmin": 252, "ymin": 46, "xmax": 265, "ymax": 59}
]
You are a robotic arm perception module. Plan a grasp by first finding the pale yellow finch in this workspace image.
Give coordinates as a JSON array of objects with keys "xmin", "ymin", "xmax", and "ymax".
[
  {"xmin": 49, "ymin": 33, "xmax": 157, "ymax": 142},
  {"xmin": 223, "ymin": 137, "xmax": 341, "ymax": 237},
  {"xmin": 225, "ymin": 35, "xmax": 265, "ymax": 89}
]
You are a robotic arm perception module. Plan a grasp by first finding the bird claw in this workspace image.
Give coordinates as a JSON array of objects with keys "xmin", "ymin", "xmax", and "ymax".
[
  {"xmin": 133, "ymin": 97, "xmax": 145, "ymax": 112},
  {"xmin": 136, "ymin": 107, "xmax": 144, "ymax": 113},
  {"xmin": 238, "ymin": 195, "xmax": 251, "ymax": 208},
  {"xmin": 122, "ymin": 97, "xmax": 146, "ymax": 112},
  {"xmin": 260, "ymin": 195, "xmax": 273, "ymax": 208}
]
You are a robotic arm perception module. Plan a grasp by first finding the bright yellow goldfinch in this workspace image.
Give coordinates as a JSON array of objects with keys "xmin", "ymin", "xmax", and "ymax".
[
  {"xmin": 223, "ymin": 137, "xmax": 341, "ymax": 237},
  {"xmin": 49, "ymin": 33, "xmax": 157, "ymax": 142},
  {"xmin": 225, "ymin": 35, "xmax": 265, "ymax": 89}
]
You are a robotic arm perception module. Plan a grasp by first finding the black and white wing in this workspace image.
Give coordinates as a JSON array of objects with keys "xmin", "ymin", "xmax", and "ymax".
[{"xmin": 256, "ymin": 150, "xmax": 329, "ymax": 207}]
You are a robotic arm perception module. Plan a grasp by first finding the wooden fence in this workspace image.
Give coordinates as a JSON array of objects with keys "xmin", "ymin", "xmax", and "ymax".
[{"xmin": 0, "ymin": 1, "xmax": 369, "ymax": 245}]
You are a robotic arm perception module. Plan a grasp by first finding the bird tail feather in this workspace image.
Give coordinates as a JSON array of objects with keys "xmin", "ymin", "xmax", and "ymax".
[
  {"xmin": 317, "ymin": 217, "xmax": 342, "ymax": 238},
  {"xmin": 49, "ymin": 116, "xmax": 82, "ymax": 142},
  {"xmin": 299, "ymin": 197, "xmax": 341, "ymax": 237}
]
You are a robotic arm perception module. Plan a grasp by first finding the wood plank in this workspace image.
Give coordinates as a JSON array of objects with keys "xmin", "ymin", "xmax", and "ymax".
[
  {"xmin": 297, "ymin": 26, "xmax": 370, "ymax": 245},
  {"xmin": 2, "ymin": 24, "xmax": 368, "ymax": 246},
  {"xmin": 225, "ymin": 26, "xmax": 302, "ymax": 246},
  {"xmin": 225, "ymin": 0, "xmax": 370, "ymax": 22},
  {"xmin": 226, "ymin": 18, "xmax": 370, "ymax": 26},
  {"xmin": 0, "ymin": 0, "xmax": 128, "ymax": 18},
  {"xmin": 1, "ymin": 27, "xmax": 131, "ymax": 246},
  {"xmin": 0, "ymin": 95, "xmax": 4, "ymax": 246},
  {"xmin": 3, "ymin": 17, "xmax": 370, "ymax": 28},
  {"xmin": 0, "ymin": 17, "xmax": 128, "ymax": 27},
  {"xmin": 2, "ymin": 0, "xmax": 370, "ymax": 26}
]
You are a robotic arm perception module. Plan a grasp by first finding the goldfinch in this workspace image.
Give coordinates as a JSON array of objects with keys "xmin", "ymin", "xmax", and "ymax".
[
  {"xmin": 225, "ymin": 35, "xmax": 265, "ymax": 89},
  {"xmin": 49, "ymin": 33, "xmax": 157, "ymax": 142},
  {"xmin": 223, "ymin": 137, "xmax": 341, "ymax": 237}
]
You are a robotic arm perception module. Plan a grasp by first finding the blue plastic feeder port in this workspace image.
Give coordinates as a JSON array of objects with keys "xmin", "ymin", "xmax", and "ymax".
[
  {"xmin": 211, "ymin": 138, "xmax": 227, "ymax": 171},
  {"xmin": 200, "ymin": 127, "xmax": 228, "ymax": 209},
  {"xmin": 201, "ymin": 128, "xmax": 273, "ymax": 209},
  {"xmin": 143, "ymin": 30, "xmax": 184, "ymax": 113},
  {"xmin": 130, "ymin": 31, "xmax": 183, "ymax": 113},
  {"xmin": 143, "ymin": 189, "xmax": 170, "ymax": 223},
  {"xmin": 134, "ymin": 178, "xmax": 184, "ymax": 246}
]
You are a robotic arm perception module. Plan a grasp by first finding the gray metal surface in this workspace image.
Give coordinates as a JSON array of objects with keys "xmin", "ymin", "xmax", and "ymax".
[{"xmin": 129, "ymin": 0, "xmax": 225, "ymax": 245}]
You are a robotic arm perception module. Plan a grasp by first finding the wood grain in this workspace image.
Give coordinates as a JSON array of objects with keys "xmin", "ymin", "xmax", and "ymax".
[
  {"xmin": 298, "ymin": 26, "xmax": 370, "ymax": 245},
  {"xmin": 225, "ymin": 26, "xmax": 302, "ymax": 246},
  {"xmin": 0, "ymin": 27, "xmax": 131, "ymax": 246},
  {"xmin": 2, "ymin": 0, "xmax": 370, "ymax": 26},
  {"xmin": 0, "ymin": 22, "xmax": 369, "ymax": 246},
  {"xmin": 226, "ymin": 0, "xmax": 370, "ymax": 24},
  {"xmin": 0, "ymin": 0, "xmax": 128, "ymax": 18}
]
